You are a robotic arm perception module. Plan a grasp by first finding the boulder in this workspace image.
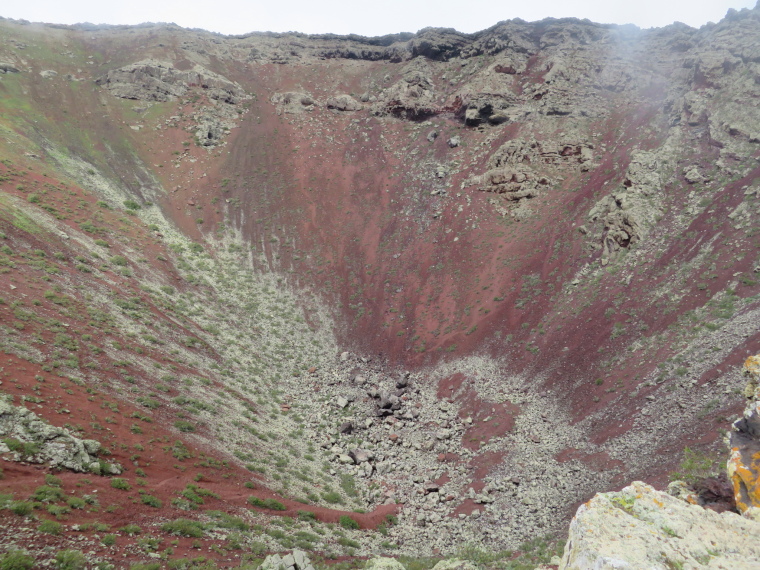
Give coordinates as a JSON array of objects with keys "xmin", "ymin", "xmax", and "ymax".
[
  {"xmin": 271, "ymin": 91, "xmax": 315, "ymax": 114},
  {"xmin": 0, "ymin": 62, "xmax": 19, "ymax": 73},
  {"xmin": 728, "ymin": 354, "xmax": 760, "ymax": 520},
  {"xmin": 259, "ymin": 550, "xmax": 314, "ymax": 570},
  {"xmin": 560, "ymin": 481, "xmax": 760, "ymax": 569},
  {"xmin": 326, "ymin": 94, "xmax": 362, "ymax": 111}
]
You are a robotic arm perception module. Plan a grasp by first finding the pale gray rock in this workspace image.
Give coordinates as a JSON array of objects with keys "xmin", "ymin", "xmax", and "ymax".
[
  {"xmin": 0, "ymin": 397, "xmax": 120, "ymax": 474},
  {"xmin": 560, "ymin": 481, "xmax": 760, "ymax": 569},
  {"xmin": 260, "ymin": 550, "xmax": 312, "ymax": 570},
  {"xmin": 326, "ymin": 94, "xmax": 362, "ymax": 111},
  {"xmin": 271, "ymin": 91, "xmax": 315, "ymax": 114},
  {"xmin": 96, "ymin": 59, "xmax": 244, "ymax": 103}
]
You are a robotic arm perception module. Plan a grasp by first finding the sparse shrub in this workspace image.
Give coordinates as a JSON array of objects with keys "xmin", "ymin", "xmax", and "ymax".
[
  {"xmin": 53, "ymin": 549, "xmax": 86, "ymax": 570},
  {"xmin": 38, "ymin": 520, "xmax": 63, "ymax": 535},
  {"xmin": 140, "ymin": 494, "xmax": 162, "ymax": 508},
  {"xmin": 123, "ymin": 200, "xmax": 141, "ymax": 211},
  {"xmin": 9, "ymin": 501, "xmax": 33, "ymax": 516},
  {"xmin": 322, "ymin": 491, "xmax": 342, "ymax": 504},
  {"xmin": 45, "ymin": 473, "xmax": 63, "ymax": 487},
  {"xmin": 174, "ymin": 420, "xmax": 195, "ymax": 433},
  {"xmin": 101, "ymin": 534, "xmax": 116, "ymax": 546},
  {"xmin": 0, "ymin": 549, "xmax": 35, "ymax": 569},
  {"xmin": 669, "ymin": 447, "xmax": 720, "ymax": 484},
  {"xmin": 32, "ymin": 485, "xmax": 65, "ymax": 503},
  {"xmin": 161, "ymin": 518, "xmax": 205, "ymax": 538},
  {"xmin": 110, "ymin": 478, "xmax": 130, "ymax": 491},
  {"xmin": 47, "ymin": 504, "xmax": 71, "ymax": 518},
  {"xmin": 247, "ymin": 496, "xmax": 286, "ymax": 511},
  {"xmin": 339, "ymin": 515, "xmax": 359, "ymax": 530},
  {"xmin": 119, "ymin": 524, "xmax": 142, "ymax": 535},
  {"xmin": 337, "ymin": 537, "xmax": 360, "ymax": 548}
]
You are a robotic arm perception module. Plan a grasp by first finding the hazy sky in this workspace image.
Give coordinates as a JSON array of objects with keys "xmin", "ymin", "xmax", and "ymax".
[{"xmin": 2, "ymin": 0, "xmax": 757, "ymax": 36}]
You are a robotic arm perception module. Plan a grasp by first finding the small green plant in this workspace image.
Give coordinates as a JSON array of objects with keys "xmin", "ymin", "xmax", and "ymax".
[
  {"xmin": 45, "ymin": 474, "xmax": 63, "ymax": 487},
  {"xmin": 174, "ymin": 420, "xmax": 195, "ymax": 433},
  {"xmin": 39, "ymin": 519, "xmax": 63, "ymax": 535},
  {"xmin": 32, "ymin": 485, "xmax": 65, "ymax": 503},
  {"xmin": 161, "ymin": 518, "xmax": 205, "ymax": 538},
  {"xmin": 669, "ymin": 447, "xmax": 720, "ymax": 485},
  {"xmin": 67, "ymin": 496, "xmax": 86, "ymax": 509},
  {"xmin": 140, "ymin": 494, "xmax": 162, "ymax": 508},
  {"xmin": 10, "ymin": 501, "xmax": 34, "ymax": 516},
  {"xmin": 102, "ymin": 534, "xmax": 117, "ymax": 546},
  {"xmin": 0, "ymin": 549, "xmax": 35, "ymax": 569},
  {"xmin": 53, "ymin": 549, "xmax": 87, "ymax": 570},
  {"xmin": 248, "ymin": 496, "xmax": 286, "ymax": 511},
  {"xmin": 119, "ymin": 524, "xmax": 142, "ymax": 535},
  {"xmin": 611, "ymin": 495, "xmax": 636, "ymax": 513},
  {"xmin": 339, "ymin": 515, "xmax": 359, "ymax": 530},
  {"xmin": 111, "ymin": 478, "xmax": 131, "ymax": 491}
]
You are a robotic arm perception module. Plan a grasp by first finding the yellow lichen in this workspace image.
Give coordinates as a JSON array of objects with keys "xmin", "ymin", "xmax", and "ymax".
[{"xmin": 745, "ymin": 355, "xmax": 760, "ymax": 379}]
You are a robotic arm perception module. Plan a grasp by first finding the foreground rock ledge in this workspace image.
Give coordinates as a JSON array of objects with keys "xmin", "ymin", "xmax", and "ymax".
[{"xmin": 560, "ymin": 481, "xmax": 760, "ymax": 569}]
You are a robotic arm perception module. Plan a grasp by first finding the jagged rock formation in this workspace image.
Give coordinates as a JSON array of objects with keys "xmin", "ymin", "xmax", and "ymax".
[
  {"xmin": 95, "ymin": 59, "xmax": 244, "ymax": 103},
  {"xmin": 471, "ymin": 137, "xmax": 593, "ymax": 201},
  {"xmin": 0, "ymin": 397, "xmax": 121, "ymax": 474},
  {"xmin": 729, "ymin": 354, "xmax": 760, "ymax": 520},
  {"xmin": 560, "ymin": 481, "xmax": 760, "ymax": 569},
  {"xmin": 95, "ymin": 59, "xmax": 248, "ymax": 146}
]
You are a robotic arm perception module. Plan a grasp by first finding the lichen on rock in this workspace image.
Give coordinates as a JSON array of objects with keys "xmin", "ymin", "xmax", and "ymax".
[
  {"xmin": 0, "ymin": 396, "xmax": 121, "ymax": 474},
  {"xmin": 560, "ymin": 480, "xmax": 760, "ymax": 569},
  {"xmin": 728, "ymin": 354, "xmax": 760, "ymax": 521}
]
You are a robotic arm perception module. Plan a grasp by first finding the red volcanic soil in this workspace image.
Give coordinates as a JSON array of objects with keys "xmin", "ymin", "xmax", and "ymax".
[
  {"xmin": 438, "ymin": 373, "xmax": 520, "ymax": 451},
  {"xmin": 0, "ymin": 351, "xmax": 398, "ymax": 566}
]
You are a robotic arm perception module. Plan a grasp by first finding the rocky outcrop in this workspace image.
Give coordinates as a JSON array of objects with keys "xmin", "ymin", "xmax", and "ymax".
[
  {"xmin": 728, "ymin": 354, "xmax": 760, "ymax": 520},
  {"xmin": 95, "ymin": 59, "xmax": 244, "ymax": 103},
  {"xmin": 373, "ymin": 69, "xmax": 438, "ymax": 119},
  {"xmin": 0, "ymin": 62, "xmax": 19, "ymax": 73},
  {"xmin": 96, "ymin": 59, "xmax": 248, "ymax": 147},
  {"xmin": 259, "ymin": 550, "xmax": 315, "ymax": 570},
  {"xmin": 560, "ymin": 481, "xmax": 760, "ymax": 569},
  {"xmin": 588, "ymin": 150, "xmax": 664, "ymax": 265},
  {"xmin": 471, "ymin": 137, "xmax": 593, "ymax": 204},
  {"xmin": 326, "ymin": 94, "xmax": 362, "ymax": 111},
  {"xmin": 271, "ymin": 91, "xmax": 315, "ymax": 114},
  {"xmin": 0, "ymin": 397, "xmax": 121, "ymax": 474}
]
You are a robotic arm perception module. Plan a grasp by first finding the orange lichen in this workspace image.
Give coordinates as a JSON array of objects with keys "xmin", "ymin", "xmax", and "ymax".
[{"xmin": 745, "ymin": 355, "xmax": 760, "ymax": 378}]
